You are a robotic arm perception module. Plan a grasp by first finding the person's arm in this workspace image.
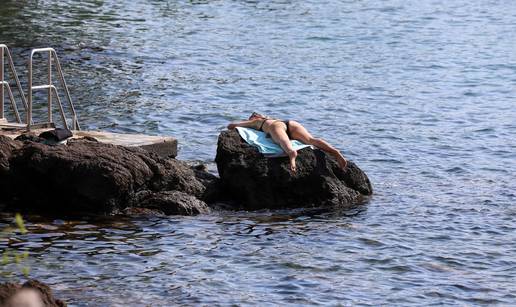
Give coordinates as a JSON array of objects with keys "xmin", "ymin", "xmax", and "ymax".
[{"xmin": 227, "ymin": 119, "xmax": 258, "ymax": 130}]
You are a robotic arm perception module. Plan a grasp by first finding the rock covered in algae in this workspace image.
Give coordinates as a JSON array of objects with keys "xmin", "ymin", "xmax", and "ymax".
[{"xmin": 215, "ymin": 130, "xmax": 372, "ymax": 210}]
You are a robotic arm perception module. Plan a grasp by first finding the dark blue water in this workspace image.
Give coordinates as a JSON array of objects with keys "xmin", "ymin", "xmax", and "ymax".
[{"xmin": 1, "ymin": 0, "xmax": 515, "ymax": 305}]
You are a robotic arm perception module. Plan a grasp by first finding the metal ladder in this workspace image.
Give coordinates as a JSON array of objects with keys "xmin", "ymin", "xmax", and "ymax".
[
  {"xmin": 0, "ymin": 44, "xmax": 81, "ymax": 131},
  {"xmin": 0, "ymin": 44, "xmax": 28, "ymax": 126},
  {"xmin": 28, "ymin": 47, "xmax": 80, "ymax": 131}
]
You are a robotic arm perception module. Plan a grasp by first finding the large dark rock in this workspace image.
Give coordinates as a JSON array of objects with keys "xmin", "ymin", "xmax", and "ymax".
[
  {"xmin": 215, "ymin": 130, "xmax": 372, "ymax": 210},
  {"xmin": 0, "ymin": 136, "xmax": 216, "ymax": 216}
]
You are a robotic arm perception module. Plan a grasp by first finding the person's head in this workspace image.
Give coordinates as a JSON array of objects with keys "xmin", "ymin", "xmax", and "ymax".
[{"xmin": 249, "ymin": 112, "xmax": 267, "ymax": 120}]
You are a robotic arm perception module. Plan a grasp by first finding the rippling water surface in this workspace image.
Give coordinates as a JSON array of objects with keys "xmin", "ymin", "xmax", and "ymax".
[{"xmin": 0, "ymin": 0, "xmax": 515, "ymax": 305}]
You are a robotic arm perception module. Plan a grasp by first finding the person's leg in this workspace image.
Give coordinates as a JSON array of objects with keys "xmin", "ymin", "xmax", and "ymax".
[
  {"xmin": 269, "ymin": 123, "xmax": 298, "ymax": 172},
  {"xmin": 310, "ymin": 138, "xmax": 348, "ymax": 168},
  {"xmin": 288, "ymin": 121, "xmax": 347, "ymax": 169}
]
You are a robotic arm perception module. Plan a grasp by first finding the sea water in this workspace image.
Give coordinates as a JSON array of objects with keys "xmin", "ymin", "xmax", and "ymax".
[{"xmin": 0, "ymin": 0, "xmax": 515, "ymax": 305}]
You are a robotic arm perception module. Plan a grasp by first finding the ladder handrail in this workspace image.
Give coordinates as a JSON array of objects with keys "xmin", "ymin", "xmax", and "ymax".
[
  {"xmin": 28, "ymin": 47, "xmax": 80, "ymax": 131},
  {"xmin": 0, "ymin": 81, "xmax": 22, "ymax": 123},
  {"xmin": 0, "ymin": 44, "xmax": 28, "ymax": 123}
]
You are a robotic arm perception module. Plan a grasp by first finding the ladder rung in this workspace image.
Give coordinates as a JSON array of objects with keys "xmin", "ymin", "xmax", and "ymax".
[
  {"xmin": 31, "ymin": 47, "xmax": 55, "ymax": 55},
  {"xmin": 32, "ymin": 85, "xmax": 56, "ymax": 91}
]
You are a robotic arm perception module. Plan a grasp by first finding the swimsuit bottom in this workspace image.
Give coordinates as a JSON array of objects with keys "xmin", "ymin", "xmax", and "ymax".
[{"xmin": 264, "ymin": 120, "xmax": 291, "ymax": 139}]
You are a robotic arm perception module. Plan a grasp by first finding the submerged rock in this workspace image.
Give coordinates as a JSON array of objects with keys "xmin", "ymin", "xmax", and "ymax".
[
  {"xmin": 215, "ymin": 130, "xmax": 372, "ymax": 210},
  {"xmin": 0, "ymin": 136, "xmax": 216, "ymax": 216}
]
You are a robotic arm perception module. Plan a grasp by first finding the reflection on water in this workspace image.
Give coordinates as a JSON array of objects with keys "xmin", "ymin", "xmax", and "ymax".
[{"xmin": 1, "ymin": 0, "xmax": 516, "ymax": 305}]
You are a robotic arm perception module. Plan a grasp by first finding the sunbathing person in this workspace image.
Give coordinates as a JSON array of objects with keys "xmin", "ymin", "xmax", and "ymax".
[{"xmin": 227, "ymin": 112, "xmax": 348, "ymax": 172}]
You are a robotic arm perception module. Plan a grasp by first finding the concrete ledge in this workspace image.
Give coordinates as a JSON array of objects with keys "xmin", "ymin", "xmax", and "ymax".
[
  {"xmin": 0, "ymin": 129, "xmax": 178, "ymax": 158},
  {"xmin": 73, "ymin": 131, "xmax": 178, "ymax": 158}
]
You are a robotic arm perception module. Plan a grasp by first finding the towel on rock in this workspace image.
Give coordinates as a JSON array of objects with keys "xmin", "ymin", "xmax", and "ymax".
[{"xmin": 235, "ymin": 127, "xmax": 311, "ymax": 157}]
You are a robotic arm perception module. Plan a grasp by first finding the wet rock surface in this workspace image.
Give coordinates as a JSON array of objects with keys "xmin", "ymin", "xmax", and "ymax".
[
  {"xmin": 215, "ymin": 130, "xmax": 373, "ymax": 210},
  {"xmin": 129, "ymin": 190, "xmax": 211, "ymax": 215},
  {"xmin": 0, "ymin": 136, "xmax": 215, "ymax": 216}
]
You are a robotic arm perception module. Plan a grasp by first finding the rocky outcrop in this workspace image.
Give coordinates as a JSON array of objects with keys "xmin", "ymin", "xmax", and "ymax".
[
  {"xmin": 0, "ymin": 128, "xmax": 373, "ymax": 215},
  {"xmin": 215, "ymin": 130, "xmax": 372, "ymax": 210},
  {"xmin": 0, "ymin": 135, "xmax": 215, "ymax": 216}
]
